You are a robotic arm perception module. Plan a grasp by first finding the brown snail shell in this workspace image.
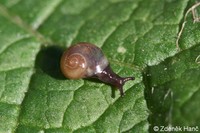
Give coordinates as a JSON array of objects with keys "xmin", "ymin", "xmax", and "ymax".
[
  {"xmin": 60, "ymin": 43, "xmax": 108, "ymax": 79},
  {"xmin": 60, "ymin": 42, "xmax": 134, "ymax": 96}
]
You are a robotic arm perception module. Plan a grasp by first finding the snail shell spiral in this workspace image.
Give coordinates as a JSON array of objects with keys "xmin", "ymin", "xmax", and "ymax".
[
  {"xmin": 60, "ymin": 43, "xmax": 109, "ymax": 79},
  {"xmin": 61, "ymin": 53, "xmax": 87, "ymax": 79}
]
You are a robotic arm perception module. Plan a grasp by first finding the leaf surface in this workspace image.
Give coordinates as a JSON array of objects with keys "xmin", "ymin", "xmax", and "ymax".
[{"xmin": 0, "ymin": 0, "xmax": 199, "ymax": 133}]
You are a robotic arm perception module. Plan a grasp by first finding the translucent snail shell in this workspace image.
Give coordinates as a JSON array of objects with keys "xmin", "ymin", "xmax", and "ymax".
[{"xmin": 60, "ymin": 43, "xmax": 108, "ymax": 79}]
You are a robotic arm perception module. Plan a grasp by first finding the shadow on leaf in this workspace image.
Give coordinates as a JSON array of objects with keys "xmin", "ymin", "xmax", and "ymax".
[
  {"xmin": 35, "ymin": 46, "xmax": 66, "ymax": 80},
  {"xmin": 85, "ymin": 78, "xmax": 116, "ymax": 98}
]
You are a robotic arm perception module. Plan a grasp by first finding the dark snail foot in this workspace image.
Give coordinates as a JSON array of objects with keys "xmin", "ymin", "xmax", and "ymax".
[{"xmin": 96, "ymin": 65, "xmax": 135, "ymax": 97}]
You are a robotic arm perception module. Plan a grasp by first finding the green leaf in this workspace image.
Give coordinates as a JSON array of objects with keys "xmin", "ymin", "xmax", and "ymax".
[{"xmin": 0, "ymin": 0, "xmax": 199, "ymax": 133}]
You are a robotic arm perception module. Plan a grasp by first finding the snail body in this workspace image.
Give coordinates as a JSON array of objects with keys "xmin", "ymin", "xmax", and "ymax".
[{"xmin": 60, "ymin": 42, "xmax": 134, "ymax": 96}]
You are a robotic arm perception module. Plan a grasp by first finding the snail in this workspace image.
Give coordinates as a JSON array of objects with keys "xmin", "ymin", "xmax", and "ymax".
[{"xmin": 60, "ymin": 42, "xmax": 134, "ymax": 96}]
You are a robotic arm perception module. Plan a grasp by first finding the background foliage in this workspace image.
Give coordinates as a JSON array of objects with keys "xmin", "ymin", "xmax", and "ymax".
[{"xmin": 0, "ymin": 0, "xmax": 200, "ymax": 133}]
